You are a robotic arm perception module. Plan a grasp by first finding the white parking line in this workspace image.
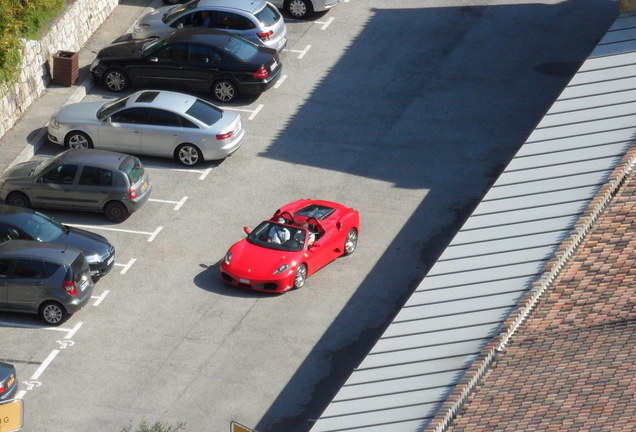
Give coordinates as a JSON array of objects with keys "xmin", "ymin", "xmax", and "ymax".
[
  {"xmin": 116, "ymin": 258, "xmax": 137, "ymax": 274},
  {"xmin": 274, "ymin": 74, "xmax": 288, "ymax": 89},
  {"xmin": 30, "ymin": 350, "xmax": 59, "ymax": 381},
  {"xmin": 317, "ymin": 17, "xmax": 334, "ymax": 30},
  {"xmin": 70, "ymin": 224, "xmax": 163, "ymax": 242},
  {"xmin": 249, "ymin": 104, "xmax": 264, "ymax": 120},
  {"xmin": 171, "ymin": 167, "xmax": 212, "ymax": 180},
  {"xmin": 284, "ymin": 45, "xmax": 311, "ymax": 59},
  {"xmin": 149, "ymin": 196, "xmax": 188, "ymax": 210},
  {"xmin": 64, "ymin": 322, "xmax": 83, "ymax": 340},
  {"xmin": 92, "ymin": 290, "xmax": 109, "ymax": 306}
]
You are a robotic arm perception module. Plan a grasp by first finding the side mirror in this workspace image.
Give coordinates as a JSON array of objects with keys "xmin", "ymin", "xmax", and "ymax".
[
  {"xmin": 243, "ymin": 226, "xmax": 251, "ymax": 235},
  {"xmin": 177, "ymin": 23, "xmax": 184, "ymax": 29}
]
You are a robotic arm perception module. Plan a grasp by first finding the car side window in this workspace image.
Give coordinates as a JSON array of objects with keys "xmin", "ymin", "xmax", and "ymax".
[
  {"xmin": 177, "ymin": 115, "xmax": 198, "ymax": 128},
  {"xmin": 79, "ymin": 166, "xmax": 113, "ymax": 186},
  {"xmin": 213, "ymin": 11, "xmax": 255, "ymax": 30},
  {"xmin": 0, "ymin": 225, "xmax": 22, "ymax": 242},
  {"xmin": 44, "ymin": 262, "xmax": 61, "ymax": 278},
  {"xmin": 14, "ymin": 259, "xmax": 44, "ymax": 279},
  {"xmin": 188, "ymin": 44, "xmax": 222, "ymax": 65},
  {"xmin": 40, "ymin": 164, "xmax": 78, "ymax": 185},
  {"xmin": 154, "ymin": 43, "xmax": 189, "ymax": 62},
  {"xmin": 146, "ymin": 109, "xmax": 181, "ymax": 127},
  {"xmin": 0, "ymin": 259, "xmax": 12, "ymax": 278},
  {"xmin": 110, "ymin": 108, "xmax": 148, "ymax": 124}
]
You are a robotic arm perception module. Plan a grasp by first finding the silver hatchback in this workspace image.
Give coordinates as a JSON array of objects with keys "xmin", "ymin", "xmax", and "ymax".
[
  {"xmin": 48, "ymin": 90, "xmax": 244, "ymax": 166},
  {"xmin": 132, "ymin": 0, "xmax": 287, "ymax": 53}
]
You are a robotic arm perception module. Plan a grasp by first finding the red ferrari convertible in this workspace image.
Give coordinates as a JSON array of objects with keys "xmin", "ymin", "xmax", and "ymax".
[{"xmin": 220, "ymin": 199, "xmax": 360, "ymax": 293}]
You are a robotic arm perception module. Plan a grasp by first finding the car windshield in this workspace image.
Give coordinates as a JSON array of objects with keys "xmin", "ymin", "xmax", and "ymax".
[
  {"xmin": 97, "ymin": 96, "xmax": 130, "ymax": 120},
  {"xmin": 186, "ymin": 99, "xmax": 223, "ymax": 126},
  {"xmin": 141, "ymin": 37, "xmax": 168, "ymax": 56},
  {"xmin": 19, "ymin": 212, "xmax": 66, "ymax": 243},
  {"xmin": 119, "ymin": 156, "xmax": 145, "ymax": 184},
  {"xmin": 222, "ymin": 35, "xmax": 259, "ymax": 61},
  {"xmin": 247, "ymin": 221, "xmax": 306, "ymax": 252},
  {"xmin": 295, "ymin": 204, "xmax": 335, "ymax": 220},
  {"xmin": 255, "ymin": 3, "xmax": 280, "ymax": 26},
  {"xmin": 163, "ymin": 0, "xmax": 199, "ymax": 23},
  {"xmin": 31, "ymin": 153, "xmax": 64, "ymax": 177}
]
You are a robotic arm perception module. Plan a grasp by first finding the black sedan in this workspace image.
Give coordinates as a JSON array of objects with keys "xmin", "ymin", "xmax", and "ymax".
[
  {"xmin": 0, "ymin": 205, "xmax": 115, "ymax": 280},
  {"xmin": 0, "ymin": 362, "xmax": 17, "ymax": 401},
  {"xmin": 90, "ymin": 28, "xmax": 282, "ymax": 103}
]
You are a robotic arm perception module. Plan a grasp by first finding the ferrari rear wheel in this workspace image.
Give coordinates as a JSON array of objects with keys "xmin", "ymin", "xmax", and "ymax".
[
  {"xmin": 344, "ymin": 228, "xmax": 358, "ymax": 256},
  {"xmin": 293, "ymin": 264, "xmax": 307, "ymax": 289}
]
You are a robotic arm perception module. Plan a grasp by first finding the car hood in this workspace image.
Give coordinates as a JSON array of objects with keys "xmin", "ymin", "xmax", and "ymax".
[
  {"xmin": 139, "ymin": 6, "xmax": 171, "ymax": 27},
  {"xmin": 55, "ymin": 101, "xmax": 103, "ymax": 124},
  {"xmin": 228, "ymin": 239, "xmax": 303, "ymax": 278},
  {"xmin": 97, "ymin": 39, "xmax": 147, "ymax": 60},
  {"xmin": 0, "ymin": 160, "xmax": 40, "ymax": 180},
  {"xmin": 59, "ymin": 226, "xmax": 113, "ymax": 259}
]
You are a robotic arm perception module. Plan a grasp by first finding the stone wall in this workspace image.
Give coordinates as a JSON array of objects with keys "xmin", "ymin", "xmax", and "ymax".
[{"xmin": 0, "ymin": 0, "xmax": 118, "ymax": 138}]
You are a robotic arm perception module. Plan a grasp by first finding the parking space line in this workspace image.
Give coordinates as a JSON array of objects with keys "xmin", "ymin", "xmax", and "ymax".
[
  {"xmin": 274, "ymin": 74, "xmax": 287, "ymax": 89},
  {"xmin": 149, "ymin": 196, "xmax": 188, "ymax": 210},
  {"xmin": 226, "ymin": 105, "xmax": 263, "ymax": 120},
  {"xmin": 171, "ymin": 167, "xmax": 212, "ymax": 180},
  {"xmin": 30, "ymin": 350, "xmax": 59, "ymax": 381},
  {"xmin": 284, "ymin": 45, "xmax": 312, "ymax": 59},
  {"xmin": 92, "ymin": 290, "xmax": 109, "ymax": 306},
  {"xmin": 70, "ymin": 224, "xmax": 163, "ymax": 242},
  {"xmin": 116, "ymin": 258, "xmax": 137, "ymax": 274},
  {"xmin": 249, "ymin": 104, "xmax": 264, "ymax": 120},
  {"xmin": 316, "ymin": 17, "xmax": 334, "ymax": 30},
  {"xmin": 64, "ymin": 322, "xmax": 83, "ymax": 340}
]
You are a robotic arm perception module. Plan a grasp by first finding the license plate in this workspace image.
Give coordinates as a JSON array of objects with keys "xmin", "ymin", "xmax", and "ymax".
[
  {"xmin": 141, "ymin": 181, "xmax": 148, "ymax": 192},
  {"xmin": 270, "ymin": 60, "xmax": 278, "ymax": 71},
  {"xmin": 240, "ymin": 278, "xmax": 250, "ymax": 284},
  {"xmin": 107, "ymin": 255, "xmax": 114, "ymax": 266},
  {"xmin": 7, "ymin": 376, "xmax": 14, "ymax": 387}
]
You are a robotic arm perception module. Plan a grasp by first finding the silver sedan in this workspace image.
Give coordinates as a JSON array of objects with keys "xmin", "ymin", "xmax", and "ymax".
[{"xmin": 47, "ymin": 90, "xmax": 245, "ymax": 166}]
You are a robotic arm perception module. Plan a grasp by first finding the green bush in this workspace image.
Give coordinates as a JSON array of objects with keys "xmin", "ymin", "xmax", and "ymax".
[
  {"xmin": 0, "ymin": 0, "xmax": 67, "ymax": 83},
  {"xmin": 120, "ymin": 419, "xmax": 187, "ymax": 432}
]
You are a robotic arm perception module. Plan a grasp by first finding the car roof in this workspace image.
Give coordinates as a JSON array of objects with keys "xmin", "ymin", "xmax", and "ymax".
[
  {"xmin": 57, "ymin": 149, "xmax": 136, "ymax": 169},
  {"xmin": 167, "ymin": 28, "xmax": 249, "ymax": 45},
  {"xmin": 196, "ymin": 0, "xmax": 266, "ymax": 14},
  {"xmin": 0, "ymin": 239, "xmax": 81, "ymax": 264},
  {"xmin": 126, "ymin": 90, "xmax": 207, "ymax": 115}
]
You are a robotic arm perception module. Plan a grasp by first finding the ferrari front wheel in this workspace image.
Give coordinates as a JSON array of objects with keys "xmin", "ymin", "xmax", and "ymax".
[
  {"xmin": 293, "ymin": 264, "xmax": 307, "ymax": 289},
  {"xmin": 344, "ymin": 228, "xmax": 358, "ymax": 256}
]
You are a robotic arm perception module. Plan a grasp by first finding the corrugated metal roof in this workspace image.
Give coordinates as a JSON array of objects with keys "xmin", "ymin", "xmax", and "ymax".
[{"xmin": 309, "ymin": 12, "xmax": 636, "ymax": 432}]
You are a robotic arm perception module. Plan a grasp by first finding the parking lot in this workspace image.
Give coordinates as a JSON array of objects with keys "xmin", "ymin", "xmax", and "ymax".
[{"xmin": 0, "ymin": 0, "xmax": 618, "ymax": 431}]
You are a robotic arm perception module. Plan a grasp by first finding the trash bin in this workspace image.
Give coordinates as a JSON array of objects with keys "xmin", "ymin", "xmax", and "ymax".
[{"xmin": 52, "ymin": 51, "xmax": 79, "ymax": 86}]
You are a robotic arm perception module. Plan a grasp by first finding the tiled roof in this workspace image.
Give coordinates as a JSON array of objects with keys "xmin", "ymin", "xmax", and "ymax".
[{"xmin": 444, "ymin": 147, "xmax": 636, "ymax": 432}]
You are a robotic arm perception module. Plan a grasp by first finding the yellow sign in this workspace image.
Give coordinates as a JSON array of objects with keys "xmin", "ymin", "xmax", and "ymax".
[
  {"xmin": 0, "ymin": 399, "xmax": 23, "ymax": 432},
  {"xmin": 231, "ymin": 421, "xmax": 255, "ymax": 432}
]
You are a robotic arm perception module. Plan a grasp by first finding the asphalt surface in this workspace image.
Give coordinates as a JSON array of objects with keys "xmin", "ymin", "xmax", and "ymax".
[{"xmin": 0, "ymin": 1, "xmax": 619, "ymax": 432}]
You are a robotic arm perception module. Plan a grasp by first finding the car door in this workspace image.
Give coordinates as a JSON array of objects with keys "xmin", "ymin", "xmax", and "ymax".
[
  {"xmin": 5, "ymin": 259, "xmax": 48, "ymax": 313},
  {"xmin": 139, "ymin": 108, "xmax": 185, "ymax": 158},
  {"xmin": 73, "ymin": 165, "xmax": 114, "ymax": 211},
  {"xmin": 0, "ymin": 259, "xmax": 12, "ymax": 310},
  {"xmin": 32, "ymin": 164, "xmax": 79, "ymax": 210},
  {"xmin": 307, "ymin": 220, "xmax": 340, "ymax": 270},
  {"xmin": 180, "ymin": 43, "xmax": 224, "ymax": 91},
  {"xmin": 98, "ymin": 107, "xmax": 146, "ymax": 154},
  {"xmin": 210, "ymin": 11, "xmax": 257, "ymax": 44},
  {"xmin": 130, "ymin": 42, "xmax": 188, "ymax": 87}
]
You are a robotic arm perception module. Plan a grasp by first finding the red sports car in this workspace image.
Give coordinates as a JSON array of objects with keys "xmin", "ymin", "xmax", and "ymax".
[{"xmin": 220, "ymin": 199, "xmax": 360, "ymax": 293}]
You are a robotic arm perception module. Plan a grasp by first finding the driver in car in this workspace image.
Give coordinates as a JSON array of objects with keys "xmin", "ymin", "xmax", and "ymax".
[{"xmin": 268, "ymin": 218, "xmax": 291, "ymax": 244}]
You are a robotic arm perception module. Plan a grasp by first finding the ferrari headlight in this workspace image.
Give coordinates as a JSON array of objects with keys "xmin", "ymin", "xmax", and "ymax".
[
  {"xmin": 224, "ymin": 251, "xmax": 232, "ymax": 265},
  {"xmin": 273, "ymin": 264, "xmax": 289, "ymax": 275}
]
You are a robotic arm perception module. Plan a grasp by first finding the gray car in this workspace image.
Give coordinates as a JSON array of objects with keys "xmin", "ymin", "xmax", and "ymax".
[
  {"xmin": 0, "ymin": 240, "xmax": 94, "ymax": 325},
  {"xmin": 132, "ymin": 0, "xmax": 287, "ymax": 53},
  {"xmin": 270, "ymin": 0, "xmax": 341, "ymax": 19},
  {"xmin": 48, "ymin": 90, "xmax": 244, "ymax": 166},
  {"xmin": 0, "ymin": 150, "xmax": 152, "ymax": 223}
]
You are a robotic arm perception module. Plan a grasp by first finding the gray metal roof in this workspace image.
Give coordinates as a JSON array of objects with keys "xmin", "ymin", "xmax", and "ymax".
[{"xmin": 309, "ymin": 12, "xmax": 636, "ymax": 432}]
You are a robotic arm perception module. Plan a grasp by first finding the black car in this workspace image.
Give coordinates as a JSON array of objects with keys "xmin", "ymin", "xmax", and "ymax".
[
  {"xmin": 90, "ymin": 28, "xmax": 282, "ymax": 103},
  {"xmin": 0, "ymin": 362, "xmax": 17, "ymax": 401},
  {"xmin": 0, "ymin": 205, "xmax": 115, "ymax": 280}
]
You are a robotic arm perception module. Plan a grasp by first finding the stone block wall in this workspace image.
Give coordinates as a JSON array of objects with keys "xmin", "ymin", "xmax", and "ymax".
[{"xmin": 0, "ymin": 0, "xmax": 118, "ymax": 138}]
